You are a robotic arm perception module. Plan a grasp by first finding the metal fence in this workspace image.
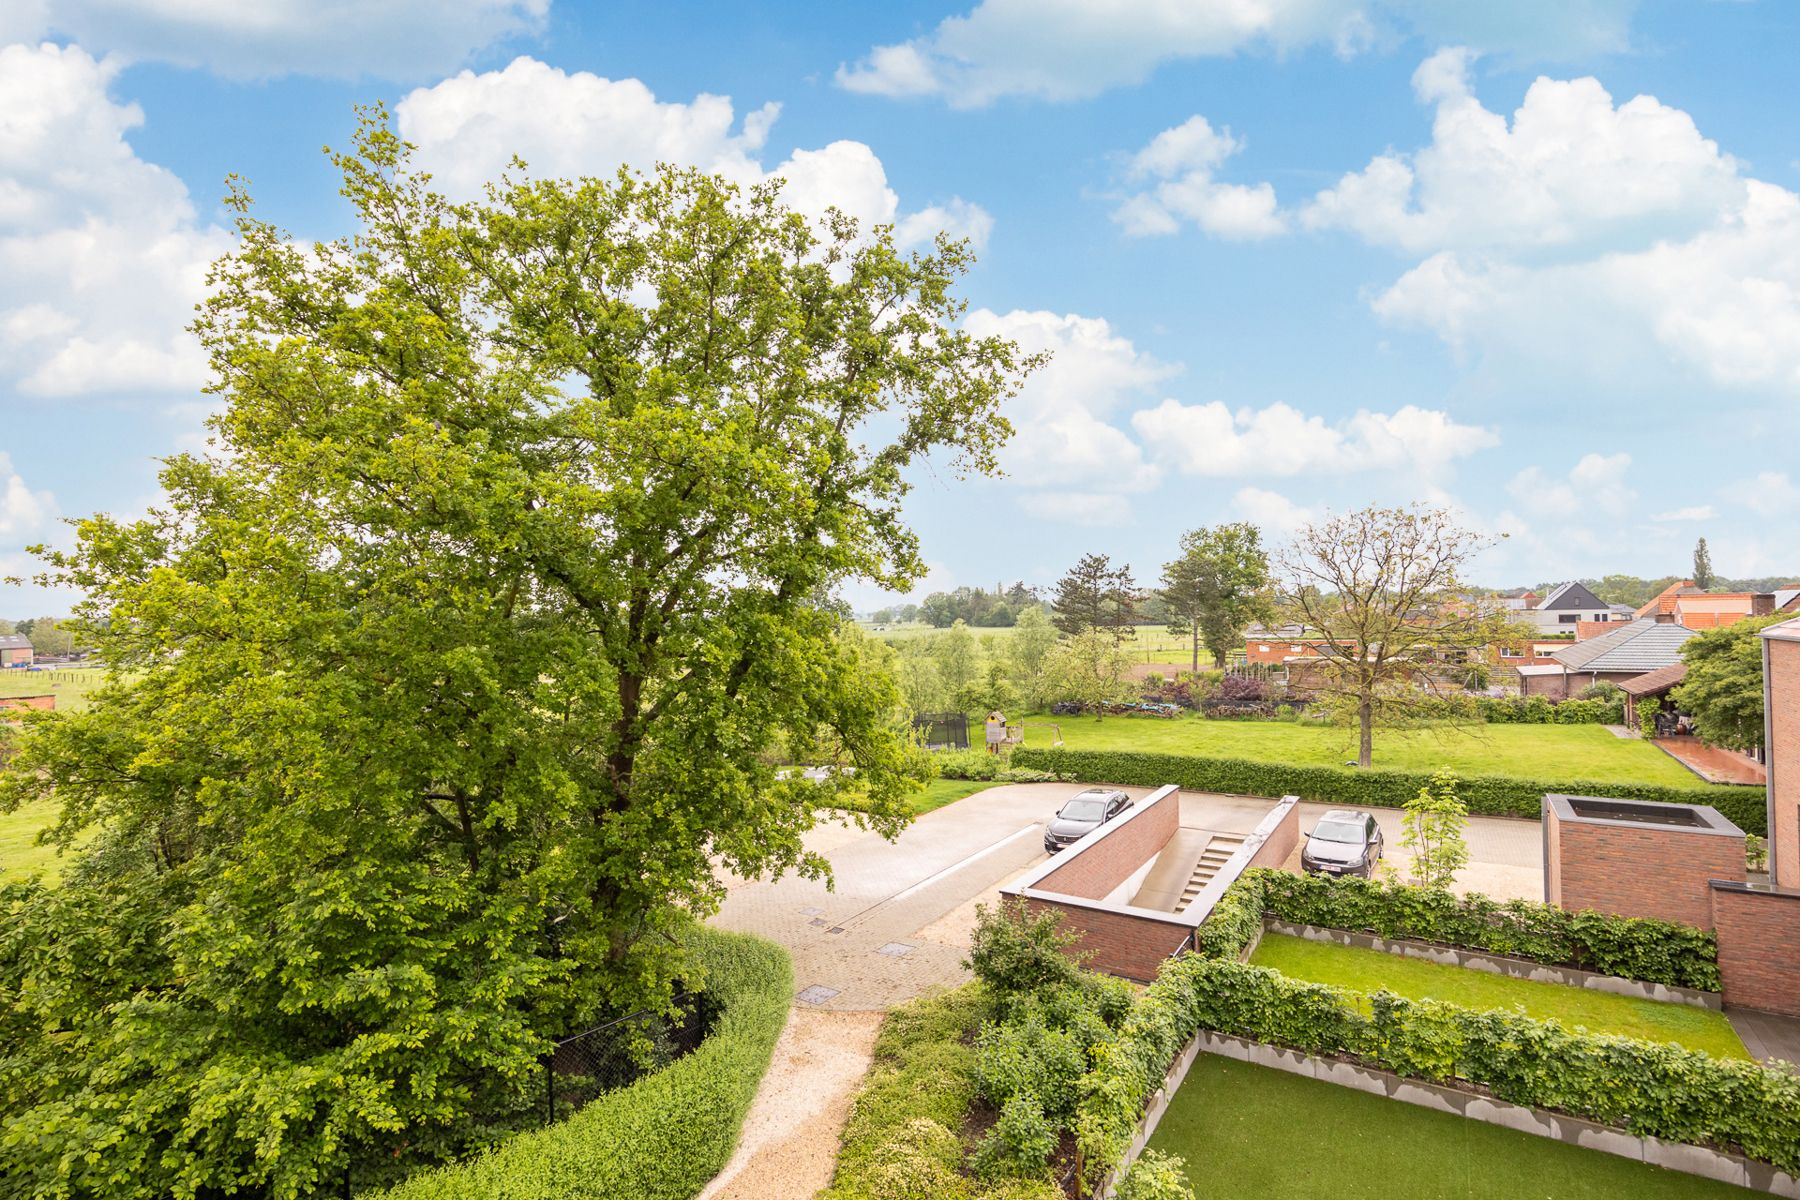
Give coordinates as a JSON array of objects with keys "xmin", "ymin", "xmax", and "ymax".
[
  {"xmin": 544, "ymin": 991, "xmax": 709, "ymax": 1124},
  {"xmin": 912, "ymin": 711, "xmax": 969, "ymax": 750}
]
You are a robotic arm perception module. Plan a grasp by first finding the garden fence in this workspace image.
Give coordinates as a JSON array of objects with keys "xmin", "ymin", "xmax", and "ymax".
[{"xmin": 545, "ymin": 991, "xmax": 708, "ymax": 1124}]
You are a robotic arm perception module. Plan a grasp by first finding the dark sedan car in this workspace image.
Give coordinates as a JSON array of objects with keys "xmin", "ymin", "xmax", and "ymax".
[
  {"xmin": 1043, "ymin": 788, "xmax": 1133, "ymax": 854},
  {"xmin": 1301, "ymin": 809, "xmax": 1384, "ymax": 878}
]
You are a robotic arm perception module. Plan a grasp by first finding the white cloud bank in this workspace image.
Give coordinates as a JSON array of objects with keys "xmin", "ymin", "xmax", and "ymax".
[
  {"xmin": 1132, "ymin": 399, "xmax": 1496, "ymax": 478},
  {"xmin": 1112, "ymin": 116, "xmax": 1283, "ymax": 240},
  {"xmin": 396, "ymin": 58, "xmax": 991, "ymax": 249},
  {"xmin": 1309, "ymin": 48, "xmax": 1800, "ymax": 394},
  {"xmin": 12, "ymin": 0, "xmax": 548, "ymax": 80},
  {"xmin": 837, "ymin": 0, "xmax": 1638, "ymax": 107}
]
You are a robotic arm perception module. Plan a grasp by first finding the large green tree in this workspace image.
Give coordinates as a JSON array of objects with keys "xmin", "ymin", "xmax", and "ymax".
[
  {"xmin": 1674, "ymin": 612, "xmax": 1790, "ymax": 751},
  {"xmin": 0, "ymin": 121, "xmax": 1034, "ymax": 1198},
  {"xmin": 1160, "ymin": 523, "xmax": 1273, "ymax": 670},
  {"xmin": 1050, "ymin": 552, "xmax": 1136, "ymax": 640}
]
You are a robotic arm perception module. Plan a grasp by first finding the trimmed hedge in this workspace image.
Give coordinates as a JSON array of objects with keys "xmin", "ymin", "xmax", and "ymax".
[
  {"xmin": 376, "ymin": 927, "xmax": 791, "ymax": 1200},
  {"xmin": 1011, "ymin": 747, "xmax": 1768, "ymax": 836},
  {"xmin": 1195, "ymin": 869, "xmax": 1721, "ymax": 991},
  {"xmin": 1164, "ymin": 956, "xmax": 1800, "ymax": 1173}
]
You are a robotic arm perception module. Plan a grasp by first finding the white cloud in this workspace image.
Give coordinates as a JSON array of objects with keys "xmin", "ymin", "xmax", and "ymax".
[
  {"xmin": 962, "ymin": 309, "xmax": 1171, "ymax": 501},
  {"xmin": 835, "ymin": 1, "xmax": 1638, "ymax": 107},
  {"xmin": 17, "ymin": 0, "xmax": 548, "ymax": 80},
  {"xmin": 1310, "ymin": 49, "xmax": 1800, "ymax": 394},
  {"xmin": 396, "ymin": 58, "xmax": 990, "ymax": 248},
  {"xmin": 1231, "ymin": 486, "xmax": 1317, "ymax": 537},
  {"xmin": 1722, "ymin": 471, "xmax": 1800, "ymax": 518},
  {"xmin": 0, "ymin": 42, "xmax": 229, "ymax": 397},
  {"xmin": 1130, "ymin": 399, "xmax": 1496, "ymax": 477},
  {"xmin": 1112, "ymin": 116, "xmax": 1283, "ymax": 240},
  {"xmin": 0, "ymin": 453, "xmax": 53, "ymax": 538},
  {"xmin": 1506, "ymin": 452, "xmax": 1636, "ymax": 518},
  {"xmin": 1651, "ymin": 505, "xmax": 1717, "ymax": 523}
]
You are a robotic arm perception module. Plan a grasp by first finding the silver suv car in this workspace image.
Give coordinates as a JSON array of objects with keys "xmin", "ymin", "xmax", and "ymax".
[
  {"xmin": 1301, "ymin": 809, "xmax": 1384, "ymax": 878},
  {"xmin": 1043, "ymin": 788, "xmax": 1133, "ymax": 854}
]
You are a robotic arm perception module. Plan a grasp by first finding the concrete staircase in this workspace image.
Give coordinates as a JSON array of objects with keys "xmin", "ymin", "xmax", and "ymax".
[{"xmin": 1178, "ymin": 833, "xmax": 1247, "ymax": 910}]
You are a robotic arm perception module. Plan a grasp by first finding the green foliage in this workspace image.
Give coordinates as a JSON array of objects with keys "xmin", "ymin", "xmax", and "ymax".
[
  {"xmin": 971, "ymin": 1091, "xmax": 1058, "ymax": 1181},
  {"xmin": 1164, "ymin": 956, "xmax": 1800, "ymax": 1173},
  {"xmin": 1051, "ymin": 553, "xmax": 1138, "ymax": 639},
  {"xmin": 966, "ymin": 897, "xmax": 1088, "ymax": 999},
  {"xmin": 930, "ymin": 749, "xmax": 1063, "ymax": 784},
  {"xmin": 1693, "ymin": 537, "xmax": 1714, "ymax": 591},
  {"xmin": 370, "ymin": 928, "xmax": 789, "ymax": 1199},
  {"xmin": 1400, "ymin": 770, "xmax": 1470, "ymax": 888},
  {"xmin": 0, "ymin": 118, "xmax": 1036, "ymax": 1199},
  {"xmin": 1675, "ymin": 612, "xmax": 1792, "ymax": 752},
  {"xmin": 1115, "ymin": 1150, "xmax": 1196, "ymax": 1200},
  {"xmin": 1043, "ymin": 629, "xmax": 1138, "ymax": 717},
  {"xmin": 24, "ymin": 616, "xmax": 75, "ymax": 656},
  {"xmin": 1159, "ymin": 523, "xmax": 1273, "ymax": 671},
  {"xmin": 1196, "ymin": 869, "xmax": 1722, "ymax": 991},
  {"xmin": 1010, "ymin": 747, "xmax": 1768, "ymax": 836},
  {"xmin": 976, "ymin": 1015, "xmax": 1088, "ymax": 1119}
]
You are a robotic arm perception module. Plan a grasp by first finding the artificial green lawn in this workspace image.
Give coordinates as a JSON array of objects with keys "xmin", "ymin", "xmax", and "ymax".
[
  {"xmin": 1149, "ymin": 1055, "xmax": 1761, "ymax": 1199},
  {"xmin": 1250, "ymin": 933, "xmax": 1749, "ymax": 1059},
  {"xmin": 1029, "ymin": 712, "xmax": 1704, "ymax": 788}
]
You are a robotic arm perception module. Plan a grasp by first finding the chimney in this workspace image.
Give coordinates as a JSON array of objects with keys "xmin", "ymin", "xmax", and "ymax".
[
  {"xmin": 1653, "ymin": 610, "xmax": 1676, "ymax": 624},
  {"xmin": 1754, "ymin": 593, "xmax": 1776, "ymax": 616}
]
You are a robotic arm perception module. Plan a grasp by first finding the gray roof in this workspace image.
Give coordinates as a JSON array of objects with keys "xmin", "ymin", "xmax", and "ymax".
[
  {"xmin": 1536, "ymin": 580, "xmax": 1606, "ymax": 611},
  {"xmin": 0, "ymin": 634, "xmax": 30, "ymax": 650},
  {"xmin": 1776, "ymin": 589, "xmax": 1800, "ymax": 611},
  {"xmin": 1550, "ymin": 618, "xmax": 1695, "ymax": 674}
]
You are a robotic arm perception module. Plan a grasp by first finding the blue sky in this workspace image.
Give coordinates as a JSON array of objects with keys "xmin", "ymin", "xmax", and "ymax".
[{"xmin": 3, "ymin": 1, "xmax": 1799, "ymax": 616}]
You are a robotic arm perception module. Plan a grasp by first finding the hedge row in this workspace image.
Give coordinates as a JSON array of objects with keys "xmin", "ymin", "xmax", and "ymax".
[
  {"xmin": 1163, "ymin": 956, "xmax": 1800, "ymax": 1173},
  {"xmin": 1194, "ymin": 869, "xmax": 1721, "ymax": 991},
  {"xmin": 377, "ymin": 927, "xmax": 792, "ymax": 1200},
  {"xmin": 1011, "ymin": 747, "xmax": 1768, "ymax": 836}
]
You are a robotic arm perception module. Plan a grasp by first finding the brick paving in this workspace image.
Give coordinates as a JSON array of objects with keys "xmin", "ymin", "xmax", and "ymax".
[{"xmin": 1653, "ymin": 735, "xmax": 1768, "ymax": 785}]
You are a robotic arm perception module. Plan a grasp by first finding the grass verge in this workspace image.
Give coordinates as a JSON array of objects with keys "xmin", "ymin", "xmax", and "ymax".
[
  {"xmin": 1148, "ymin": 1055, "xmax": 1761, "ymax": 1199},
  {"xmin": 1250, "ymin": 932, "xmax": 1748, "ymax": 1059}
]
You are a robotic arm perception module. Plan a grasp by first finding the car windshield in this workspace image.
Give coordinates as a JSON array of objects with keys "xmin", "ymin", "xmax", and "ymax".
[
  {"xmin": 1312, "ymin": 819, "xmax": 1365, "ymax": 844},
  {"xmin": 1059, "ymin": 798, "xmax": 1106, "ymax": 821}
]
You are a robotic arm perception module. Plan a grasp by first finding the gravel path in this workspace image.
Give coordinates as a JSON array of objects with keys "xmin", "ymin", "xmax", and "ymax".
[{"xmin": 696, "ymin": 1006, "xmax": 882, "ymax": 1200}]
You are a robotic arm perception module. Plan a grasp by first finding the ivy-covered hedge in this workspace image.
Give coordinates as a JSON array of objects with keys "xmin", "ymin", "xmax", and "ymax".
[
  {"xmin": 1194, "ymin": 869, "xmax": 1721, "ymax": 991},
  {"xmin": 1166, "ymin": 956, "xmax": 1800, "ymax": 1173},
  {"xmin": 376, "ymin": 928, "xmax": 791, "ymax": 1200},
  {"xmin": 1011, "ymin": 747, "xmax": 1768, "ymax": 836}
]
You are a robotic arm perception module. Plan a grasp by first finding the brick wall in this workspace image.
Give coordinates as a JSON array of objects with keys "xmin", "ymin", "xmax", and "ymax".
[
  {"xmin": 0, "ymin": 694, "xmax": 53, "ymax": 711},
  {"xmin": 1768, "ymin": 637, "xmax": 1800, "ymax": 891},
  {"xmin": 1017, "ymin": 896, "xmax": 1190, "ymax": 982},
  {"xmin": 1520, "ymin": 671, "xmax": 1569, "ymax": 699},
  {"xmin": 1034, "ymin": 787, "xmax": 1178, "ymax": 901},
  {"xmin": 1245, "ymin": 801, "xmax": 1298, "ymax": 869},
  {"xmin": 1549, "ymin": 815, "xmax": 1744, "ymax": 929},
  {"xmin": 1711, "ymin": 885, "xmax": 1800, "ymax": 1017}
]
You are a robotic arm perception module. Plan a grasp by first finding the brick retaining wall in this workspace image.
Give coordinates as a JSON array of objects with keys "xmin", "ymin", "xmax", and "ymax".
[{"xmin": 1711, "ymin": 882, "xmax": 1800, "ymax": 1018}]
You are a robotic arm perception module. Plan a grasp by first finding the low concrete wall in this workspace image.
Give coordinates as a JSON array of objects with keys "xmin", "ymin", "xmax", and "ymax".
[
  {"xmin": 1099, "ymin": 1030, "xmax": 1800, "ymax": 1198},
  {"xmin": 1265, "ymin": 920, "xmax": 1722, "ymax": 1009},
  {"xmin": 1712, "ymin": 881, "xmax": 1800, "ymax": 1018}
]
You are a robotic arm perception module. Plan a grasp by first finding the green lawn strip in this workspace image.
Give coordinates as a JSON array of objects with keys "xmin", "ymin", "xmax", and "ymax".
[
  {"xmin": 1250, "ymin": 932, "xmax": 1749, "ymax": 1059},
  {"xmin": 1149, "ymin": 1055, "xmax": 1762, "ymax": 1200},
  {"xmin": 1031, "ymin": 712, "xmax": 1702, "ymax": 788},
  {"xmin": 910, "ymin": 778, "xmax": 1001, "ymax": 814},
  {"xmin": 0, "ymin": 799, "xmax": 71, "ymax": 884}
]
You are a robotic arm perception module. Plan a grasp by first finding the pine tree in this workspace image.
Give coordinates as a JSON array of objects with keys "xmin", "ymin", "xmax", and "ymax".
[{"xmin": 1050, "ymin": 553, "xmax": 1137, "ymax": 640}]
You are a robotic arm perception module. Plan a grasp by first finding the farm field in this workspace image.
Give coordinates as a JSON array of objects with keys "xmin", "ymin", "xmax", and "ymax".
[
  {"xmin": 0, "ymin": 799, "xmax": 70, "ymax": 883},
  {"xmin": 1250, "ymin": 933, "xmax": 1748, "ymax": 1059},
  {"xmin": 1148, "ymin": 1056, "xmax": 1761, "ymax": 1199},
  {"xmin": 0, "ymin": 666, "xmax": 111, "ymax": 713},
  {"xmin": 864, "ymin": 622, "xmax": 1218, "ymax": 664},
  {"xmin": 1026, "ymin": 713, "xmax": 1706, "ymax": 788}
]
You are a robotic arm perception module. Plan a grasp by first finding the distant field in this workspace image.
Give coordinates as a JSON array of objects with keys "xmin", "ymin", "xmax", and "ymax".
[
  {"xmin": 863, "ymin": 622, "xmax": 1218, "ymax": 665},
  {"xmin": 0, "ymin": 666, "xmax": 112, "ymax": 713},
  {"xmin": 0, "ymin": 799, "xmax": 71, "ymax": 883},
  {"xmin": 1022, "ymin": 713, "xmax": 1705, "ymax": 788}
]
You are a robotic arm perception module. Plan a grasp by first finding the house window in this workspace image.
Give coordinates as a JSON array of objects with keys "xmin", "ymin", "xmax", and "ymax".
[
  {"xmin": 1290, "ymin": 644, "xmax": 1304, "ymax": 654},
  {"xmin": 1257, "ymin": 645, "xmax": 1270, "ymax": 653},
  {"xmin": 1500, "ymin": 648, "xmax": 1523, "ymax": 659},
  {"xmin": 1558, "ymin": 614, "xmax": 1579, "ymax": 624}
]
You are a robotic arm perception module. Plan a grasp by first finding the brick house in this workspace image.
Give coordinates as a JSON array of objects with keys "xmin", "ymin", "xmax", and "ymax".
[
  {"xmin": 1520, "ymin": 618, "xmax": 1696, "ymax": 699},
  {"xmin": 0, "ymin": 633, "xmax": 33, "ymax": 667},
  {"xmin": 1518, "ymin": 581, "xmax": 1620, "ymax": 635}
]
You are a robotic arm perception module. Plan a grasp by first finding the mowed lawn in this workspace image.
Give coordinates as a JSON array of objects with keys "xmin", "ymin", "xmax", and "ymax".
[
  {"xmin": 0, "ymin": 666, "xmax": 111, "ymax": 713},
  {"xmin": 1149, "ymin": 1056, "xmax": 1763, "ymax": 1200},
  {"xmin": 1031, "ymin": 713, "xmax": 1704, "ymax": 788},
  {"xmin": 1251, "ymin": 933, "xmax": 1748, "ymax": 1059},
  {"xmin": 910, "ymin": 778, "xmax": 1000, "ymax": 814},
  {"xmin": 0, "ymin": 799, "xmax": 72, "ymax": 884}
]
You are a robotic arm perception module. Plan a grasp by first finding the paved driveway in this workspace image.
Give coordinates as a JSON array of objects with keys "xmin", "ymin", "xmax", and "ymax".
[{"xmin": 710, "ymin": 784, "xmax": 1547, "ymax": 1010}]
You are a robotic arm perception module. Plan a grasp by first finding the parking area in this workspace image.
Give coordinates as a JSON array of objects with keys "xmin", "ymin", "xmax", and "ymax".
[{"xmin": 710, "ymin": 784, "xmax": 1546, "ymax": 1010}]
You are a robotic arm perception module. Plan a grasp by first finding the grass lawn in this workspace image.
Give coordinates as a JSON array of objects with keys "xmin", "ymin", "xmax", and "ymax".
[
  {"xmin": 1030, "ymin": 712, "xmax": 1706, "ymax": 788},
  {"xmin": 0, "ymin": 799, "xmax": 71, "ymax": 884},
  {"xmin": 0, "ymin": 666, "xmax": 111, "ymax": 713},
  {"xmin": 910, "ymin": 778, "xmax": 1000, "ymax": 814},
  {"xmin": 1251, "ymin": 932, "xmax": 1748, "ymax": 1059},
  {"xmin": 1149, "ymin": 1055, "xmax": 1761, "ymax": 1199}
]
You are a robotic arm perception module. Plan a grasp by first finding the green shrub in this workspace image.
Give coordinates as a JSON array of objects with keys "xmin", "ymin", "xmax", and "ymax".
[
  {"xmin": 966, "ymin": 898, "xmax": 1087, "ymax": 1002},
  {"xmin": 975, "ymin": 1015, "xmax": 1086, "ymax": 1118},
  {"xmin": 1196, "ymin": 869, "xmax": 1721, "ymax": 991},
  {"xmin": 971, "ymin": 1090, "xmax": 1058, "ymax": 1181},
  {"xmin": 1166, "ymin": 956, "xmax": 1800, "ymax": 1174},
  {"xmin": 374, "ymin": 927, "xmax": 790, "ymax": 1200},
  {"xmin": 935, "ymin": 748, "xmax": 1007, "ymax": 780},
  {"xmin": 1116, "ymin": 1150, "xmax": 1195, "ymax": 1200},
  {"xmin": 1010, "ymin": 747, "xmax": 1767, "ymax": 836}
]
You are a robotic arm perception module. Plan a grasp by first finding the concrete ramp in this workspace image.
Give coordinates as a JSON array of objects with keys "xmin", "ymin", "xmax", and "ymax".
[{"xmin": 1130, "ymin": 829, "xmax": 1215, "ymax": 912}]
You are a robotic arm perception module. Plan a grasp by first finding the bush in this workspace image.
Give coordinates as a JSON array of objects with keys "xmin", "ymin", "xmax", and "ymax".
[
  {"xmin": 975, "ymin": 1014, "xmax": 1087, "ymax": 1118},
  {"xmin": 375, "ymin": 927, "xmax": 791, "ymax": 1200},
  {"xmin": 1010, "ymin": 747, "xmax": 1768, "ymax": 836},
  {"xmin": 970, "ymin": 1090, "xmax": 1058, "ymax": 1181},
  {"xmin": 1165, "ymin": 956, "xmax": 1800, "ymax": 1173},
  {"xmin": 966, "ymin": 898, "xmax": 1087, "ymax": 1001},
  {"xmin": 1195, "ymin": 869, "xmax": 1721, "ymax": 991},
  {"xmin": 1115, "ymin": 1150, "xmax": 1195, "ymax": 1200}
]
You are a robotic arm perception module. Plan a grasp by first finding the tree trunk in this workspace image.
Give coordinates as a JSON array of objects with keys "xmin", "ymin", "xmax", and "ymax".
[
  {"xmin": 1191, "ymin": 619, "xmax": 1200, "ymax": 673},
  {"xmin": 1358, "ymin": 694, "xmax": 1374, "ymax": 767},
  {"xmin": 1212, "ymin": 645, "xmax": 1226, "ymax": 669}
]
